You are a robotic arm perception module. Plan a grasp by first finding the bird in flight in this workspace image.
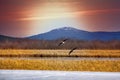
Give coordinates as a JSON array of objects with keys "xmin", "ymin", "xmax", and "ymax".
[
  {"xmin": 58, "ymin": 39, "xmax": 68, "ymax": 46},
  {"xmin": 69, "ymin": 47, "xmax": 77, "ymax": 55}
]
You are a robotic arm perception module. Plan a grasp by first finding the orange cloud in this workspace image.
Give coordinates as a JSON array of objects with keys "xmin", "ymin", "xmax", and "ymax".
[
  {"xmin": 19, "ymin": 9, "xmax": 120, "ymax": 21},
  {"xmin": 79, "ymin": 9, "xmax": 120, "ymax": 15}
]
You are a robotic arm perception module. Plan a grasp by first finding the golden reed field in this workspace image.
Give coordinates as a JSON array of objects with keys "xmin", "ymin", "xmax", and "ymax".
[
  {"xmin": 0, "ymin": 49, "xmax": 120, "ymax": 57},
  {"xmin": 0, "ymin": 49, "xmax": 120, "ymax": 72}
]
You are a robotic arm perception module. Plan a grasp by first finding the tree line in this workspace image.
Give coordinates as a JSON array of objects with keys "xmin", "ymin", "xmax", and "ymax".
[{"xmin": 0, "ymin": 39, "xmax": 120, "ymax": 49}]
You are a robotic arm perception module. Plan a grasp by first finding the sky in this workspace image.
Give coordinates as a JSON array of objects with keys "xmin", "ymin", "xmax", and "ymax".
[{"xmin": 0, "ymin": 0, "xmax": 120, "ymax": 37}]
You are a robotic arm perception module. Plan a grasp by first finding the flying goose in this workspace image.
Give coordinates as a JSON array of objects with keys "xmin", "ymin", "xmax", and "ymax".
[
  {"xmin": 69, "ymin": 47, "xmax": 77, "ymax": 55},
  {"xmin": 58, "ymin": 39, "xmax": 68, "ymax": 46}
]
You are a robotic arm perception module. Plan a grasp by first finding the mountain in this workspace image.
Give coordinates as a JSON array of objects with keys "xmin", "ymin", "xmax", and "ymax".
[
  {"xmin": 0, "ymin": 35, "xmax": 16, "ymax": 41},
  {"xmin": 28, "ymin": 27, "xmax": 120, "ymax": 41},
  {"xmin": 0, "ymin": 35, "xmax": 26, "ymax": 41}
]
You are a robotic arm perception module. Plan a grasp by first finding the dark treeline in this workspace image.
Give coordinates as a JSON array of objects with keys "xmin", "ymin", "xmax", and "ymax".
[{"xmin": 0, "ymin": 39, "xmax": 120, "ymax": 49}]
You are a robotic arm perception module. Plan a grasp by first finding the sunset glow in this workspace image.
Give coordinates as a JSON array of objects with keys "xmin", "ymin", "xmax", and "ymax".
[
  {"xmin": 27, "ymin": 2, "xmax": 80, "ymax": 34},
  {"xmin": 0, "ymin": 0, "xmax": 120, "ymax": 37}
]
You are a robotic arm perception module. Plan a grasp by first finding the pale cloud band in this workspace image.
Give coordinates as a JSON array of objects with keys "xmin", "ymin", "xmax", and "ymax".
[{"xmin": 19, "ymin": 9, "xmax": 120, "ymax": 21}]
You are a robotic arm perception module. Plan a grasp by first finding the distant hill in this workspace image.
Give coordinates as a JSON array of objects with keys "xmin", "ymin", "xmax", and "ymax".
[
  {"xmin": 28, "ymin": 27, "xmax": 120, "ymax": 41},
  {"xmin": 0, "ymin": 35, "xmax": 27, "ymax": 41},
  {"xmin": 0, "ymin": 35, "xmax": 16, "ymax": 41},
  {"xmin": 0, "ymin": 30, "xmax": 120, "ymax": 49}
]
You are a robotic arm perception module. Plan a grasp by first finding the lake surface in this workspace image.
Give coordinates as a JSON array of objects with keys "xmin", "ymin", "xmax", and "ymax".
[{"xmin": 0, "ymin": 70, "xmax": 120, "ymax": 80}]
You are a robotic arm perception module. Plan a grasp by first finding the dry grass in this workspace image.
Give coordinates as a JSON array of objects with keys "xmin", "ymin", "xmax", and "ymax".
[
  {"xmin": 0, "ymin": 49, "xmax": 120, "ymax": 57},
  {"xmin": 0, "ymin": 58, "xmax": 120, "ymax": 72},
  {"xmin": 0, "ymin": 49, "xmax": 120, "ymax": 72}
]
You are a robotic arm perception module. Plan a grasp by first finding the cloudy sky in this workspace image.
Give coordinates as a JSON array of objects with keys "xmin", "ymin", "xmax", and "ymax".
[{"xmin": 0, "ymin": 0, "xmax": 120, "ymax": 37}]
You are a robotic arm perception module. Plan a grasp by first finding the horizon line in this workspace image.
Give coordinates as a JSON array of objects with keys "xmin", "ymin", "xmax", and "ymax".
[{"xmin": 0, "ymin": 27, "xmax": 120, "ymax": 38}]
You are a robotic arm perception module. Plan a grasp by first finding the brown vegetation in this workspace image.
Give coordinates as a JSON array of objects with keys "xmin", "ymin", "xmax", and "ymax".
[
  {"xmin": 0, "ymin": 39, "xmax": 120, "ymax": 49},
  {"xmin": 0, "ymin": 50, "xmax": 120, "ymax": 58},
  {"xmin": 0, "ymin": 58, "xmax": 120, "ymax": 72}
]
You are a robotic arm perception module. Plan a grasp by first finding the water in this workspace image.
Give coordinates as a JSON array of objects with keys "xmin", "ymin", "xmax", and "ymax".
[{"xmin": 0, "ymin": 70, "xmax": 120, "ymax": 80}]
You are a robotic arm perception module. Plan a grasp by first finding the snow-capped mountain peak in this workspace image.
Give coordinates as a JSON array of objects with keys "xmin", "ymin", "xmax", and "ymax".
[
  {"xmin": 28, "ymin": 27, "xmax": 120, "ymax": 41},
  {"xmin": 57, "ymin": 27, "xmax": 78, "ymax": 31}
]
